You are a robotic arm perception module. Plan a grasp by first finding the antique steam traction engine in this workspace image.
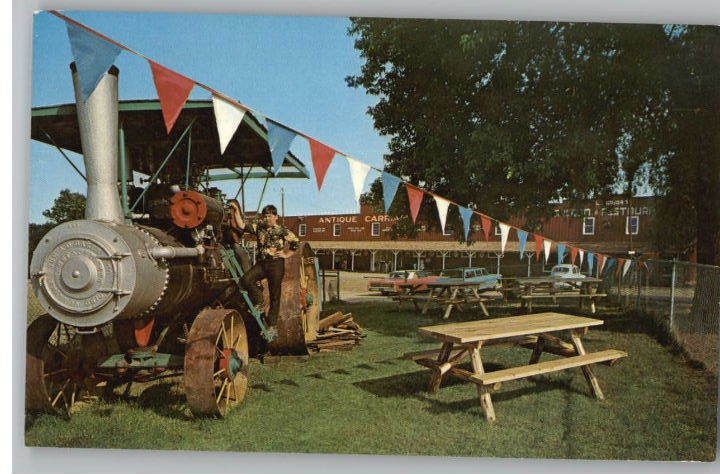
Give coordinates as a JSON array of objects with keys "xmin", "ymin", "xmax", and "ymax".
[{"xmin": 27, "ymin": 64, "xmax": 321, "ymax": 417}]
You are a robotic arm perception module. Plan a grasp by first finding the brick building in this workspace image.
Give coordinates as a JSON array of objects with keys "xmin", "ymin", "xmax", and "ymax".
[{"xmin": 249, "ymin": 196, "xmax": 656, "ymax": 276}]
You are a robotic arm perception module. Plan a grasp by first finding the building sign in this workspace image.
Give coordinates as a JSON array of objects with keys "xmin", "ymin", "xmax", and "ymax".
[{"xmin": 553, "ymin": 199, "xmax": 653, "ymax": 218}]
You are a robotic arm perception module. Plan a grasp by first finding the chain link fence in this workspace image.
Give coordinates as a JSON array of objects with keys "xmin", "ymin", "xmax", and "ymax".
[{"xmin": 600, "ymin": 259, "xmax": 720, "ymax": 374}]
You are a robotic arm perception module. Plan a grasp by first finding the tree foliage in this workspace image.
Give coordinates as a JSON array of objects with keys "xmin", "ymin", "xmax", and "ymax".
[
  {"xmin": 347, "ymin": 19, "xmax": 719, "ymax": 263},
  {"xmin": 41, "ymin": 189, "xmax": 86, "ymax": 224}
]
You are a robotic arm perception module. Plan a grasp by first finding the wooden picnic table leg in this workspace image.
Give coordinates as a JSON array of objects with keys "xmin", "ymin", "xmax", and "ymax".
[
  {"xmin": 421, "ymin": 287, "xmax": 435, "ymax": 315},
  {"xmin": 570, "ymin": 329, "xmax": 605, "ymax": 400},
  {"xmin": 469, "ymin": 342, "xmax": 496, "ymax": 422},
  {"xmin": 427, "ymin": 342, "xmax": 453, "ymax": 393},
  {"xmin": 443, "ymin": 287, "xmax": 460, "ymax": 319},
  {"xmin": 529, "ymin": 335, "xmax": 545, "ymax": 364}
]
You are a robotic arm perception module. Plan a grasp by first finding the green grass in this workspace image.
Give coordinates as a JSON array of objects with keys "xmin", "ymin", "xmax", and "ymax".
[{"xmin": 25, "ymin": 301, "xmax": 718, "ymax": 461}]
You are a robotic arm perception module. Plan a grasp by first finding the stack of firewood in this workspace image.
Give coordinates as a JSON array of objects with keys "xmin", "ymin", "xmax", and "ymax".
[{"xmin": 307, "ymin": 311, "xmax": 364, "ymax": 353}]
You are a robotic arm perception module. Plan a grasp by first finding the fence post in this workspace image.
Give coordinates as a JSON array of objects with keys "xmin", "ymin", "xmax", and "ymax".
[{"xmin": 670, "ymin": 258, "xmax": 677, "ymax": 332}]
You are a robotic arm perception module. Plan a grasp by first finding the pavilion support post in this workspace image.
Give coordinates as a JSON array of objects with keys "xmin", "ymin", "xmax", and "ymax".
[
  {"xmin": 495, "ymin": 253, "xmax": 503, "ymax": 275},
  {"xmin": 370, "ymin": 250, "xmax": 377, "ymax": 272},
  {"xmin": 467, "ymin": 251, "xmax": 476, "ymax": 267},
  {"xmin": 415, "ymin": 251, "xmax": 424, "ymax": 270},
  {"xmin": 118, "ymin": 124, "xmax": 130, "ymax": 220},
  {"xmin": 393, "ymin": 251, "xmax": 400, "ymax": 272},
  {"xmin": 526, "ymin": 252, "xmax": 532, "ymax": 276},
  {"xmin": 441, "ymin": 251, "xmax": 448, "ymax": 270},
  {"xmin": 350, "ymin": 250, "xmax": 356, "ymax": 272},
  {"xmin": 331, "ymin": 250, "xmax": 337, "ymax": 270}
]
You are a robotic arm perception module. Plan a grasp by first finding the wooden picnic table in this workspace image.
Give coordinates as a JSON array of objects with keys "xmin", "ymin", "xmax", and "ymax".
[
  {"xmin": 405, "ymin": 312, "xmax": 627, "ymax": 421},
  {"xmin": 393, "ymin": 280, "xmax": 496, "ymax": 319},
  {"xmin": 501, "ymin": 276, "xmax": 606, "ymax": 313}
]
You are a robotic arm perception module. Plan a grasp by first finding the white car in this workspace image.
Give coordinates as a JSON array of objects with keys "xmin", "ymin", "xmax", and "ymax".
[{"xmin": 550, "ymin": 264, "xmax": 585, "ymax": 289}]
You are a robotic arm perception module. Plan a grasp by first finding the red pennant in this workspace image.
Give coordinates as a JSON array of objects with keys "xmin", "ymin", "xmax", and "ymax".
[
  {"xmin": 150, "ymin": 61, "xmax": 195, "ymax": 134},
  {"xmin": 597, "ymin": 254, "xmax": 606, "ymax": 274},
  {"xmin": 480, "ymin": 215, "xmax": 492, "ymax": 241},
  {"xmin": 406, "ymin": 185, "xmax": 424, "ymax": 223},
  {"xmin": 308, "ymin": 139, "xmax": 336, "ymax": 190},
  {"xmin": 570, "ymin": 246, "xmax": 578, "ymax": 265},
  {"xmin": 534, "ymin": 234, "xmax": 544, "ymax": 261}
]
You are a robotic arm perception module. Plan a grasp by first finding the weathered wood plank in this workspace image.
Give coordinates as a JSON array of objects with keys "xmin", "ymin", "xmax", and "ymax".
[{"xmin": 475, "ymin": 349, "xmax": 627, "ymax": 386}]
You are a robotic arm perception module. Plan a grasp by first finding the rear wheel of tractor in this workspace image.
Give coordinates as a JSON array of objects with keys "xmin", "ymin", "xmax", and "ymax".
[{"xmin": 184, "ymin": 308, "xmax": 249, "ymax": 417}]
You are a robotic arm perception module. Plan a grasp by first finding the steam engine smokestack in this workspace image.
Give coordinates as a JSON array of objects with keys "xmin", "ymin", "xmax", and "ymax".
[{"xmin": 70, "ymin": 62, "xmax": 124, "ymax": 223}]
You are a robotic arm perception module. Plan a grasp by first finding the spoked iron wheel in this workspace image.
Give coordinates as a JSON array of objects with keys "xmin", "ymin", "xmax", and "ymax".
[
  {"xmin": 26, "ymin": 314, "xmax": 104, "ymax": 417},
  {"xmin": 184, "ymin": 308, "xmax": 249, "ymax": 417}
]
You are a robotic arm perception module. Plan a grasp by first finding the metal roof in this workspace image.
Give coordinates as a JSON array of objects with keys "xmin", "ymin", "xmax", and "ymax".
[{"xmin": 31, "ymin": 99, "xmax": 309, "ymax": 181}]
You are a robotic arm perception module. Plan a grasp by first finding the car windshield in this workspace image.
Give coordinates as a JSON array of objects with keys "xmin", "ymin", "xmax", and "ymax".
[
  {"xmin": 389, "ymin": 271, "xmax": 408, "ymax": 279},
  {"xmin": 441, "ymin": 269, "xmax": 464, "ymax": 278}
]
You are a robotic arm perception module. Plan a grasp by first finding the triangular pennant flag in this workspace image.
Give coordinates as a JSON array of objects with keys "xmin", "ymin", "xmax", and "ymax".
[
  {"xmin": 433, "ymin": 196, "xmax": 451, "ymax": 234},
  {"xmin": 499, "ymin": 223, "xmax": 511, "ymax": 254},
  {"xmin": 534, "ymin": 234, "xmax": 544, "ymax": 261},
  {"xmin": 570, "ymin": 247, "xmax": 578, "ymax": 265},
  {"xmin": 517, "ymin": 229, "xmax": 529, "ymax": 259},
  {"xmin": 406, "ymin": 185, "xmax": 424, "ymax": 223},
  {"xmin": 543, "ymin": 240, "xmax": 552, "ymax": 262},
  {"xmin": 623, "ymin": 259, "xmax": 633, "ymax": 277},
  {"xmin": 459, "ymin": 207, "xmax": 474, "ymax": 241},
  {"xmin": 66, "ymin": 23, "xmax": 122, "ymax": 99},
  {"xmin": 557, "ymin": 243, "xmax": 566, "ymax": 264},
  {"xmin": 587, "ymin": 252, "xmax": 595, "ymax": 275},
  {"xmin": 267, "ymin": 120, "xmax": 298, "ymax": 175},
  {"xmin": 597, "ymin": 254, "xmax": 606, "ymax": 275},
  {"xmin": 212, "ymin": 95, "xmax": 246, "ymax": 154},
  {"xmin": 579, "ymin": 249, "xmax": 585, "ymax": 268},
  {"xmin": 309, "ymin": 139, "xmax": 336, "ymax": 190},
  {"xmin": 381, "ymin": 172, "xmax": 402, "ymax": 213},
  {"xmin": 346, "ymin": 156, "xmax": 371, "ymax": 203},
  {"xmin": 481, "ymin": 215, "xmax": 493, "ymax": 241},
  {"xmin": 150, "ymin": 61, "xmax": 195, "ymax": 134},
  {"xmin": 605, "ymin": 257, "xmax": 617, "ymax": 275}
]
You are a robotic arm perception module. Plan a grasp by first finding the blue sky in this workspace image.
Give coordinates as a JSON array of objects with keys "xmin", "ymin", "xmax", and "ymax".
[{"xmin": 30, "ymin": 11, "xmax": 389, "ymax": 222}]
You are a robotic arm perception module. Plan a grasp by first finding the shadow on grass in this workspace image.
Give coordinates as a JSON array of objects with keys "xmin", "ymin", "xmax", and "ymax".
[
  {"xmin": 134, "ymin": 382, "xmax": 192, "ymax": 420},
  {"xmin": 353, "ymin": 367, "xmax": 590, "ymax": 415}
]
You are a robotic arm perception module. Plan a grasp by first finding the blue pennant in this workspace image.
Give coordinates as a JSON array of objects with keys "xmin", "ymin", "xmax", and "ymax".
[
  {"xmin": 587, "ymin": 252, "xmax": 595, "ymax": 275},
  {"xmin": 605, "ymin": 258, "xmax": 617, "ymax": 275},
  {"xmin": 267, "ymin": 120, "xmax": 297, "ymax": 175},
  {"xmin": 66, "ymin": 23, "xmax": 122, "ymax": 99},
  {"xmin": 517, "ymin": 229, "xmax": 528, "ymax": 259},
  {"xmin": 381, "ymin": 172, "xmax": 401, "ymax": 213},
  {"xmin": 459, "ymin": 207, "xmax": 474, "ymax": 241},
  {"xmin": 557, "ymin": 243, "xmax": 566, "ymax": 264}
]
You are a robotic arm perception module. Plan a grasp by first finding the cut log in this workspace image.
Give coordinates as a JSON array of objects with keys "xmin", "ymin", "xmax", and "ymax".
[{"xmin": 318, "ymin": 312, "xmax": 353, "ymax": 330}]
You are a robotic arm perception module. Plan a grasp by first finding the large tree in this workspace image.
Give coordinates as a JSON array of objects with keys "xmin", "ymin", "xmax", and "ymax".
[
  {"xmin": 347, "ymin": 19, "xmax": 719, "ymax": 263},
  {"xmin": 28, "ymin": 190, "xmax": 86, "ymax": 269}
]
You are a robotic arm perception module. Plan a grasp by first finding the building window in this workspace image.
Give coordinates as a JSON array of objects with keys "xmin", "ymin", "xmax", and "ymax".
[
  {"xmin": 582, "ymin": 217, "xmax": 595, "ymax": 235},
  {"xmin": 333, "ymin": 223, "xmax": 341, "ymax": 237},
  {"xmin": 371, "ymin": 222, "xmax": 380, "ymax": 237},
  {"xmin": 583, "ymin": 208, "xmax": 591, "ymax": 217},
  {"xmin": 298, "ymin": 223, "xmax": 306, "ymax": 237},
  {"xmin": 626, "ymin": 216, "xmax": 639, "ymax": 235},
  {"xmin": 494, "ymin": 225, "xmax": 501, "ymax": 236}
]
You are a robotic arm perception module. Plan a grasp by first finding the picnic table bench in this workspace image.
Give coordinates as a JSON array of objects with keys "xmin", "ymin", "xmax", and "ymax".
[
  {"xmin": 403, "ymin": 312, "xmax": 627, "ymax": 421},
  {"xmin": 501, "ymin": 277, "xmax": 606, "ymax": 314},
  {"xmin": 393, "ymin": 280, "xmax": 496, "ymax": 319}
]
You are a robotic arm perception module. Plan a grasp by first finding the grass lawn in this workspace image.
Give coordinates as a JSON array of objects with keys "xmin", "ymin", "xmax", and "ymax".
[{"xmin": 24, "ymin": 300, "xmax": 718, "ymax": 461}]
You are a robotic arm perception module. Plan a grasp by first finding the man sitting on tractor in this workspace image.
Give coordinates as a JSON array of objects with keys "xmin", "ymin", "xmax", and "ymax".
[{"xmin": 226, "ymin": 201, "xmax": 299, "ymax": 340}]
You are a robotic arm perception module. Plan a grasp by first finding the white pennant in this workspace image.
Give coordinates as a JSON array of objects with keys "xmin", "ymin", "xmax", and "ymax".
[
  {"xmin": 579, "ymin": 249, "xmax": 585, "ymax": 268},
  {"xmin": 543, "ymin": 240, "xmax": 552, "ymax": 262},
  {"xmin": 212, "ymin": 95, "xmax": 246, "ymax": 154},
  {"xmin": 623, "ymin": 259, "xmax": 633, "ymax": 277},
  {"xmin": 346, "ymin": 156, "xmax": 371, "ymax": 203},
  {"xmin": 433, "ymin": 196, "xmax": 451, "ymax": 233},
  {"xmin": 499, "ymin": 223, "xmax": 511, "ymax": 254}
]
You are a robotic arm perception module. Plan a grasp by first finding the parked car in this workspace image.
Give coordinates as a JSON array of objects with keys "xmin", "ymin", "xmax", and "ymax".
[
  {"xmin": 550, "ymin": 264, "xmax": 586, "ymax": 289},
  {"xmin": 436, "ymin": 267, "xmax": 502, "ymax": 290},
  {"xmin": 367, "ymin": 270, "xmax": 438, "ymax": 295}
]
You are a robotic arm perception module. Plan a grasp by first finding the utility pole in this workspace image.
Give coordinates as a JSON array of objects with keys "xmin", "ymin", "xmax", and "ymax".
[{"xmin": 281, "ymin": 187, "xmax": 285, "ymax": 225}]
